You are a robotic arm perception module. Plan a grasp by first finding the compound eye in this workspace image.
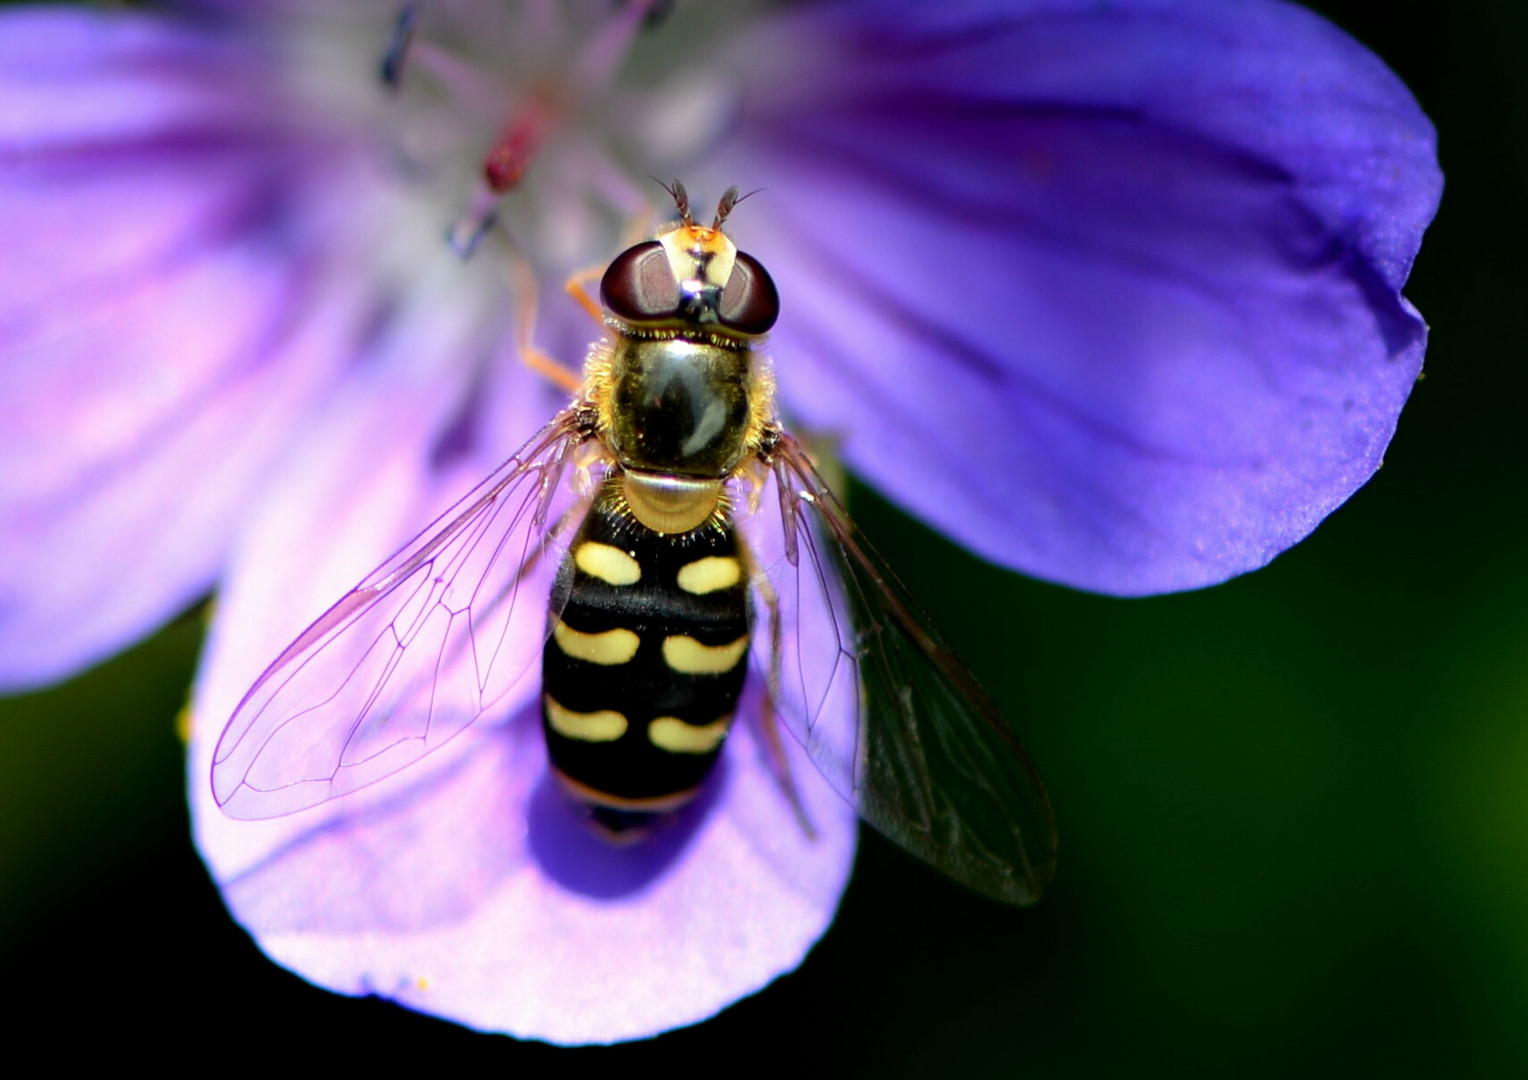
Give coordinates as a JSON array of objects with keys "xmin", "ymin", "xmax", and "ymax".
[
  {"xmin": 601, "ymin": 241, "xmax": 681, "ymax": 323},
  {"xmin": 718, "ymin": 251, "xmax": 779, "ymax": 335}
]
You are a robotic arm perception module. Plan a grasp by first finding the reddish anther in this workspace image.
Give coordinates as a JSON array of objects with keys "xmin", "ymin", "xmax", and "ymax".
[{"xmin": 483, "ymin": 104, "xmax": 550, "ymax": 193}]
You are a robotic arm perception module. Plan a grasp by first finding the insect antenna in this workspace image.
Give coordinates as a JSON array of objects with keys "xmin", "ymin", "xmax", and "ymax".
[
  {"xmin": 712, "ymin": 186, "xmax": 740, "ymax": 229},
  {"xmin": 658, "ymin": 177, "xmax": 693, "ymax": 226},
  {"xmin": 712, "ymin": 186, "xmax": 764, "ymax": 230}
]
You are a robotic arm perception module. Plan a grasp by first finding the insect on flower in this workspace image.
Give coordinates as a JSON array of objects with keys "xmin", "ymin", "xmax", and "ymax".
[{"xmin": 211, "ymin": 183, "xmax": 1057, "ymax": 905}]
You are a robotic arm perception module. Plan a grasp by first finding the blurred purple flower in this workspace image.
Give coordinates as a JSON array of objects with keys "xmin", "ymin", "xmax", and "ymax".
[{"xmin": 0, "ymin": 0, "xmax": 1438, "ymax": 1046}]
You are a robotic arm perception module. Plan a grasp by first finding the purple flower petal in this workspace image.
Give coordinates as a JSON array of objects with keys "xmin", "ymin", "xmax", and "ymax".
[
  {"xmin": 717, "ymin": 0, "xmax": 1440, "ymax": 594},
  {"xmin": 7, "ymin": 0, "xmax": 1443, "ymax": 1044},
  {"xmin": 198, "ymin": 701, "xmax": 854, "ymax": 1044},
  {"xmin": 0, "ymin": 8, "xmax": 366, "ymax": 687}
]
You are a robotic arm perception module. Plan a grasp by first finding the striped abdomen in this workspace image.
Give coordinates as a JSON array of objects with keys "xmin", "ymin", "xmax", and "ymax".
[{"xmin": 541, "ymin": 485, "xmax": 750, "ymax": 824}]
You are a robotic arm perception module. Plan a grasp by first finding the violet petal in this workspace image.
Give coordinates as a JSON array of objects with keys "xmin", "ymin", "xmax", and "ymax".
[
  {"xmin": 718, "ymin": 0, "xmax": 1441, "ymax": 594},
  {"xmin": 0, "ymin": 8, "xmax": 358, "ymax": 686}
]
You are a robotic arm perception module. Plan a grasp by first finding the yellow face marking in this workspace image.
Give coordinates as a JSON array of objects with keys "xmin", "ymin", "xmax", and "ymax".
[
  {"xmin": 574, "ymin": 542, "xmax": 641, "ymax": 586},
  {"xmin": 659, "ymin": 224, "xmax": 738, "ymax": 295},
  {"xmin": 544, "ymin": 695, "xmax": 628, "ymax": 742},
  {"xmin": 648, "ymin": 715, "xmax": 733, "ymax": 755},
  {"xmin": 552, "ymin": 620, "xmax": 640, "ymax": 665},
  {"xmin": 661, "ymin": 634, "xmax": 750, "ymax": 676},
  {"xmin": 676, "ymin": 555, "xmax": 742, "ymax": 595}
]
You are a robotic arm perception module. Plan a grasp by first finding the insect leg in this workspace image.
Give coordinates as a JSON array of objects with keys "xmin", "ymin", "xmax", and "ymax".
[
  {"xmin": 503, "ymin": 249, "xmax": 584, "ymax": 394},
  {"xmin": 563, "ymin": 265, "xmax": 609, "ymax": 326},
  {"xmin": 740, "ymin": 533, "xmax": 817, "ymax": 841},
  {"xmin": 562, "ymin": 202, "xmax": 661, "ymax": 325}
]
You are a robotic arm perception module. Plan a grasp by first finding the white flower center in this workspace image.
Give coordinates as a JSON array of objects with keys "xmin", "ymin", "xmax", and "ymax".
[{"xmin": 287, "ymin": 1, "xmax": 748, "ymax": 279}]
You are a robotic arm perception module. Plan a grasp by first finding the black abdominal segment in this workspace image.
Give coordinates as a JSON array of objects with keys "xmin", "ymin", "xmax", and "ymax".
[{"xmin": 542, "ymin": 485, "xmax": 751, "ymax": 823}]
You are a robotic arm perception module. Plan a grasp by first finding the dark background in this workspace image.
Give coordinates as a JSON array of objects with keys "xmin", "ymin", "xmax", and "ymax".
[{"xmin": 3, "ymin": 1, "xmax": 1521, "ymax": 1071}]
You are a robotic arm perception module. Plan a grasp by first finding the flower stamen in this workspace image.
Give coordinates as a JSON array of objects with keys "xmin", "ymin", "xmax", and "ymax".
[
  {"xmin": 484, "ymin": 96, "xmax": 554, "ymax": 193},
  {"xmin": 379, "ymin": 4, "xmax": 417, "ymax": 91},
  {"xmin": 572, "ymin": 0, "xmax": 663, "ymax": 87}
]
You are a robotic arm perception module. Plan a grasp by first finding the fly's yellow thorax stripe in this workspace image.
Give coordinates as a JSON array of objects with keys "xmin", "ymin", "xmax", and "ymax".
[
  {"xmin": 551, "ymin": 620, "xmax": 640, "ymax": 665},
  {"xmin": 648, "ymin": 715, "xmax": 732, "ymax": 755},
  {"xmin": 661, "ymin": 634, "xmax": 749, "ymax": 675},
  {"xmin": 676, "ymin": 555, "xmax": 742, "ymax": 595},
  {"xmin": 544, "ymin": 696, "xmax": 628, "ymax": 742},
  {"xmin": 574, "ymin": 542, "xmax": 641, "ymax": 586}
]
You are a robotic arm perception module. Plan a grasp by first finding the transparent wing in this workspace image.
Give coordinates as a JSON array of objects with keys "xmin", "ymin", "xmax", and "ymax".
[
  {"xmin": 211, "ymin": 410, "xmax": 588, "ymax": 819},
  {"xmin": 747, "ymin": 431, "xmax": 1058, "ymax": 905}
]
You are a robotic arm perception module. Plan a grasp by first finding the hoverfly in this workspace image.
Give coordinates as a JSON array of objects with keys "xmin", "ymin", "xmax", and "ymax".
[{"xmin": 211, "ymin": 183, "xmax": 1056, "ymax": 905}]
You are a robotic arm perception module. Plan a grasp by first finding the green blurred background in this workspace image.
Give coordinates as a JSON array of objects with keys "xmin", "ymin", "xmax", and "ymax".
[{"xmin": 3, "ymin": 0, "xmax": 1520, "ymax": 1070}]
